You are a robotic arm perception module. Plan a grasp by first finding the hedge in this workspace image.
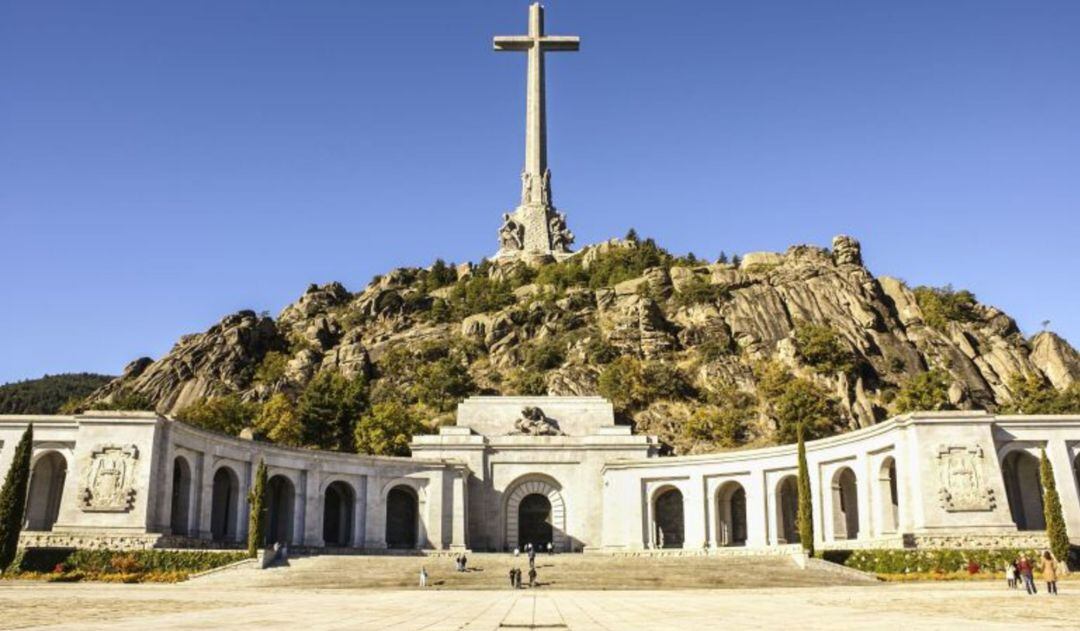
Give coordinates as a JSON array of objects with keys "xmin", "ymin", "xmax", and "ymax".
[
  {"xmin": 12, "ymin": 548, "xmax": 248, "ymax": 579},
  {"xmin": 827, "ymin": 548, "xmax": 1057, "ymax": 575}
]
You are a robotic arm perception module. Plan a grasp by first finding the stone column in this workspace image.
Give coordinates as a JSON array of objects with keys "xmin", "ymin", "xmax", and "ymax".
[
  {"xmin": 855, "ymin": 453, "xmax": 872, "ymax": 541},
  {"xmin": 450, "ymin": 469, "xmax": 468, "ymax": 550},
  {"xmin": 745, "ymin": 471, "xmax": 769, "ymax": 548},
  {"xmin": 303, "ymin": 470, "xmax": 322, "ymax": 547},
  {"xmin": 683, "ymin": 476, "xmax": 707, "ymax": 550},
  {"xmin": 197, "ymin": 457, "xmax": 215, "ymax": 540}
]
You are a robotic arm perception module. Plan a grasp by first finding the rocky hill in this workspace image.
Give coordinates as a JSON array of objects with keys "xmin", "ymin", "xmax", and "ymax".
[{"xmin": 85, "ymin": 235, "xmax": 1080, "ymax": 454}]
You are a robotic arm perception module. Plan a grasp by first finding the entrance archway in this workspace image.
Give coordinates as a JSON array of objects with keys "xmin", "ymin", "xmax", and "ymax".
[
  {"xmin": 170, "ymin": 457, "xmax": 192, "ymax": 536},
  {"xmin": 653, "ymin": 487, "xmax": 684, "ymax": 549},
  {"xmin": 776, "ymin": 476, "xmax": 798, "ymax": 544},
  {"xmin": 831, "ymin": 467, "xmax": 859, "ymax": 540},
  {"xmin": 386, "ymin": 485, "xmax": 418, "ymax": 549},
  {"xmin": 25, "ymin": 452, "xmax": 66, "ymax": 531},
  {"xmin": 210, "ymin": 466, "xmax": 239, "ymax": 542},
  {"xmin": 505, "ymin": 477, "xmax": 567, "ymax": 552},
  {"xmin": 518, "ymin": 494, "xmax": 553, "ymax": 550},
  {"xmin": 323, "ymin": 481, "xmax": 355, "ymax": 547},
  {"xmin": 1002, "ymin": 451, "xmax": 1045, "ymax": 531},
  {"xmin": 267, "ymin": 475, "xmax": 295, "ymax": 546},
  {"xmin": 716, "ymin": 482, "xmax": 747, "ymax": 547}
]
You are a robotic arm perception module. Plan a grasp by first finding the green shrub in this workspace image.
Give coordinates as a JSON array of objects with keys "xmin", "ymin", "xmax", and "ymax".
[
  {"xmin": 755, "ymin": 362, "xmax": 840, "ymax": 443},
  {"xmin": 673, "ymin": 274, "xmax": 728, "ymax": 307},
  {"xmin": 597, "ymin": 357, "xmax": 692, "ymax": 413},
  {"xmin": 912, "ymin": 285, "xmax": 979, "ymax": 331},
  {"xmin": 354, "ymin": 401, "xmax": 427, "ymax": 457},
  {"xmin": 1002, "ymin": 373, "xmax": 1080, "ymax": 414},
  {"xmin": 445, "ymin": 274, "xmax": 516, "ymax": 319},
  {"xmin": 797, "ymin": 424, "xmax": 814, "ymax": 556},
  {"xmin": 792, "ymin": 322, "xmax": 854, "ymax": 376},
  {"xmin": 175, "ymin": 395, "xmax": 260, "ymax": 436},
  {"xmin": 411, "ymin": 357, "xmax": 475, "ymax": 413},
  {"xmin": 88, "ymin": 388, "xmax": 154, "ymax": 412},
  {"xmin": 839, "ymin": 548, "xmax": 1044, "ymax": 576},
  {"xmin": 524, "ymin": 339, "xmax": 565, "ymax": 371},
  {"xmin": 893, "ymin": 369, "xmax": 954, "ymax": 414},
  {"xmin": 683, "ymin": 385, "xmax": 754, "ymax": 448},
  {"xmin": 585, "ymin": 336, "xmax": 619, "ymax": 365},
  {"xmin": 255, "ymin": 393, "xmax": 303, "ymax": 447},
  {"xmin": 583, "ymin": 238, "xmax": 673, "ymax": 289},
  {"xmin": 296, "ymin": 371, "xmax": 368, "ymax": 451},
  {"xmin": 253, "ymin": 351, "xmax": 288, "ymax": 385},
  {"xmin": 248, "ymin": 460, "xmax": 267, "ymax": 555},
  {"xmin": 510, "ymin": 370, "xmax": 548, "ymax": 396}
]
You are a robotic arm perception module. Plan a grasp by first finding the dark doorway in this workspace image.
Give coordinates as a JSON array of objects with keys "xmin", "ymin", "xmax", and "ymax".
[
  {"xmin": 386, "ymin": 486, "xmax": 418, "ymax": 549},
  {"xmin": 323, "ymin": 481, "xmax": 354, "ymax": 547},
  {"xmin": 654, "ymin": 488, "xmax": 685, "ymax": 549},
  {"xmin": 267, "ymin": 475, "xmax": 295, "ymax": 546},
  {"xmin": 170, "ymin": 457, "xmax": 192, "ymax": 536},
  {"xmin": 211, "ymin": 467, "xmax": 238, "ymax": 541},
  {"xmin": 1002, "ymin": 451, "xmax": 1045, "ymax": 531},
  {"xmin": 518, "ymin": 493, "xmax": 553, "ymax": 550},
  {"xmin": 25, "ymin": 452, "xmax": 66, "ymax": 531},
  {"xmin": 777, "ymin": 476, "xmax": 799, "ymax": 544}
]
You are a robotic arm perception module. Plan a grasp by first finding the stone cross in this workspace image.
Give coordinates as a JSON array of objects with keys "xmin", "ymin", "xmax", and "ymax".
[{"xmin": 493, "ymin": 3, "xmax": 578, "ymax": 260}]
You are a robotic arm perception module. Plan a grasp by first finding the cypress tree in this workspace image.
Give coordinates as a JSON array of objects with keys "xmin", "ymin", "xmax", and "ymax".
[
  {"xmin": 247, "ymin": 459, "xmax": 268, "ymax": 558},
  {"xmin": 1039, "ymin": 449, "xmax": 1070, "ymax": 564},
  {"xmin": 796, "ymin": 422, "xmax": 814, "ymax": 556},
  {"xmin": 0, "ymin": 424, "xmax": 33, "ymax": 574}
]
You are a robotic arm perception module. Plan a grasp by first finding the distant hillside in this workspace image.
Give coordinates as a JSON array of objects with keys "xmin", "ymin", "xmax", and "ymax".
[{"xmin": 0, "ymin": 373, "xmax": 115, "ymax": 414}]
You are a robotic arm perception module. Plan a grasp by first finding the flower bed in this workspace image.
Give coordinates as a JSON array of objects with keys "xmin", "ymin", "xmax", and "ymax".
[{"xmin": 5, "ymin": 548, "xmax": 248, "ymax": 583}]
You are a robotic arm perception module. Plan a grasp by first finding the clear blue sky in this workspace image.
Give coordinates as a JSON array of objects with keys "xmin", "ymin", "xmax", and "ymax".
[{"xmin": 1, "ymin": 1, "xmax": 1078, "ymax": 384}]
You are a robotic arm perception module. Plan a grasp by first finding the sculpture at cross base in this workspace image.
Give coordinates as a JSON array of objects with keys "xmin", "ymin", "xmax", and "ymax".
[{"xmin": 492, "ymin": 3, "xmax": 579, "ymax": 262}]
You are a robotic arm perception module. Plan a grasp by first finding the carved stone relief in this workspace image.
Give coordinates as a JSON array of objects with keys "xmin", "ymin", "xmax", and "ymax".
[
  {"xmin": 80, "ymin": 444, "xmax": 139, "ymax": 512},
  {"xmin": 936, "ymin": 445, "xmax": 995, "ymax": 512}
]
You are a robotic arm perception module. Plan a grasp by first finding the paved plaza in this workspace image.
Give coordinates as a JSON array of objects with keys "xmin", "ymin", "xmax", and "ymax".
[{"xmin": 0, "ymin": 580, "xmax": 1077, "ymax": 630}]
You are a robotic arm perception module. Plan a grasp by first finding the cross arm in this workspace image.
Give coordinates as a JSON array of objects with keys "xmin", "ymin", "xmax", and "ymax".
[
  {"xmin": 493, "ymin": 36, "xmax": 534, "ymax": 51},
  {"xmin": 539, "ymin": 36, "xmax": 580, "ymax": 52}
]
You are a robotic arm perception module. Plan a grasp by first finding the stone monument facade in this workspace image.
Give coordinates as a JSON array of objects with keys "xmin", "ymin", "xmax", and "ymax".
[{"xmin": 494, "ymin": 3, "xmax": 577, "ymax": 262}]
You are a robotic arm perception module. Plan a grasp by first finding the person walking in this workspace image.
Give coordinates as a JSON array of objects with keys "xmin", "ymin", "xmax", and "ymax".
[
  {"xmin": 1004, "ymin": 560, "xmax": 1016, "ymax": 589},
  {"xmin": 461, "ymin": 554, "xmax": 468, "ymax": 572},
  {"xmin": 514, "ymin": 567, "xmax": 523, "ymax": 589},
  {"xmin": 1018, "ymin": 554, "xmax": 1036, "ymax": 595},
  {"xmin": 508, "ymin": 567, "xmax": 517, "ymax": 589},
  {"xmin": 528, "ymin": 566, "xmax": 537, "ymax": 588},
  {"xmin": 419, "ymin": 566, "xmax": 428, "ymax": 588},
  {"xmin": 1040, "ymin": 551, "xmax": 1059, "ymax": 595}
]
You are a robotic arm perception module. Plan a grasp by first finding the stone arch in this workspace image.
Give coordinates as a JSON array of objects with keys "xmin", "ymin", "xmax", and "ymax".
[
  {"xmin": 504, "ymin": 476, "xmax": 567, "ymax": 552},
  {"xmin": 716, "ymin": 481, "xmax": 747, "ymax": 547},
  {"xmin": 775, "ymin": 475, "xmax": 799, "ymax": 544},
  {"xmin": 323, "ymin": 480, "xmax": 355, "ymax": 547},
  {"xmin": 25, "ymin": 451, "xmax": 67, "ymax": 531},
  {"xmin": 876, "ymin": 456, "xmax": 899, "ymax": 535},
  {"xmin": 385, "ymin": 485, "xmax": 419, "ymax": 549},
  {"xmin": 652, "ymin": 486, "xmax": 685, "ymax": 549},
  {"xmin": 210, "ymin": 465, "xmax": 240, "ymax": 542},
  {"xmin": 831, "ymin": 467, "xmax": 860, "ymax": 540},
  {"xmin": 1002, "ymin": 450, "xmax": 1045, "ymax": 531},
  {"xmin": 267, "ymin": 474, "xmax": 296, "ymax": 546},
  {"xmin": 170, "ymin": 456, "xmax": 193, "ymax": 536}
]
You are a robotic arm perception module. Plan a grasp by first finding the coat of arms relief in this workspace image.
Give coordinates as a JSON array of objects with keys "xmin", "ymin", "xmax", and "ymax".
[
  {"xmin": 79, "ymin": 444, "xmax": 139, "ymax": 512},
  {"xmin": 936, "ymin": 445, "xmax": 996, "ymax": 512}
]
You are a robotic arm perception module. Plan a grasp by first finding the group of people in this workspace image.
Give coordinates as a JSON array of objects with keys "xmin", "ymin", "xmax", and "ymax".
[
  {"xmin": 508, "ymin": 566, "xmax": 537, "ymax": 589},
  {"xmin": 1004, "ymin": 552, "xmax": 1060, "ymax": 595}
]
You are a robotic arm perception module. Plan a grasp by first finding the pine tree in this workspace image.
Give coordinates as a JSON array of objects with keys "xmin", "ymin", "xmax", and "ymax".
[
  {"xmin": 247, "ymin": 459, "xmax": 268, "ymax": 558},
  {"xmin": 731, "ymin": 254, "xmax": 742, "ymax": 267},
  {"xmin": 0, "ymin": 424, "xmax": 33, "ymax": 574},
  {"xmin": 716, "ymin": 251, "xmax": 728, "ymax": 264},
  {"xmin": 1039, "ymin": 449, "xmax": 1070, "ymax": 564},
  {"xmin": 796, "ymin": 422, "xmax": 814, "ymax": 556}
]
